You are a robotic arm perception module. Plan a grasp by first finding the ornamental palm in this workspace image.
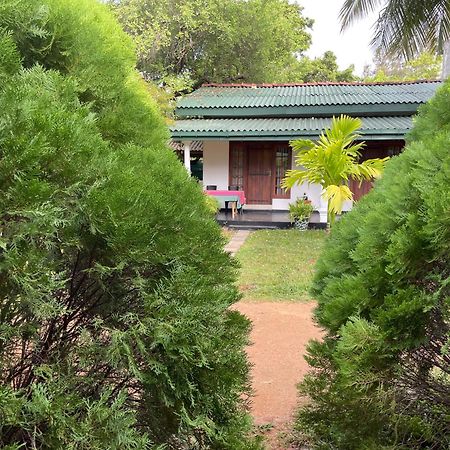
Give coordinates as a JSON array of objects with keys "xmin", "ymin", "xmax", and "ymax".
[
  {"xmin": 340, "ymin": 0, "xmax": 450, "ymax": 59},
  {"xmin": 282, "ymin": 115, "xmax": 387, "ymax": 227}
]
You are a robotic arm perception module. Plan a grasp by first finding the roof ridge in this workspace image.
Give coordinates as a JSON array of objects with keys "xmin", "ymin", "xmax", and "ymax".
[{"xmin": 202, "ymin": 80, "xmax": 441, "ymax": 88}]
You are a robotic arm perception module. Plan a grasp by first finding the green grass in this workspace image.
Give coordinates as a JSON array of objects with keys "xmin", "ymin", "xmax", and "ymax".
[{"xmin": 236, "ymin": 229, "xmax": 327, "ymax": 302}]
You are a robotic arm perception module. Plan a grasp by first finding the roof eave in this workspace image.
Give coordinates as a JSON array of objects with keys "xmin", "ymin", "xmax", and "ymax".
[
  {"xmin": 175, "ymin": 103, "xmax": 422, "ymax": 119},
  {"xmin": 170, "ymin": 130, "xmax": 409, "ymax": 141}
]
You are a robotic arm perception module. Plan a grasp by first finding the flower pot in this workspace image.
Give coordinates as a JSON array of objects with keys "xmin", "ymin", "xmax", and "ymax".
[{"xmin": 293, "ymin": 218, "xmax": 309, "ymax": 230}]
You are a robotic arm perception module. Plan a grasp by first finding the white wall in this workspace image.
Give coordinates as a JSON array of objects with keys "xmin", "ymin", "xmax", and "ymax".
[
  {"xmin": 202, "ymin": 140, "xmax": 229, "ymax": 208},
  {"xmin": 202, "ymin": 140, "xmax": 229, "ymax": 190}
]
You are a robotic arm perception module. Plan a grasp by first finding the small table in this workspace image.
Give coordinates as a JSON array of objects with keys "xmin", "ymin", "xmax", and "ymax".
[{"xmin": 205, "ymin": 190, "xmax": 246, "ymax": 218}]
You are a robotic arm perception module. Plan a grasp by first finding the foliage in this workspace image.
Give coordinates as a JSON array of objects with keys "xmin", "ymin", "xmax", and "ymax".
[
  {"xmin": 109, "ymin": 0, "xmax": 356, "ymax": 90},
  {"xmin": 285, "ymin": 51, "xmax": 357, "ymax": 83},
  {"xmin": 145, "ymin": 79, "xmax": 177, "ymax": 120},
  {"xmin": 283, "ymin": 115, "xmax": 387, "ymax": 227},
  {"xmin": 295, "ymin": 80, "xmax": 450, "ymax": 449},
  {"xmin": 288, "ymin": 199, "xmax": 314, "ymax": 222},
  {"xmin": 110, "ymin": 0, "xmax": 311, "ymax": 88},
  {"xmin": 0, "ymin": 0, "xmax": 260, "ymax": 448},
  {"xmin": 340, "ymin": 0, "xmax": 450, "ymax": 59},
  {"xmin": 204, "ymin": 194, "xmax": 220, "ymax": 215},
  {"xmin": 364, "ymin": 50, "xmax": 442, "ymax": 82},
  {"xmin": 237, "ymin": 230, "xmax": 326, "ymax": 302}
]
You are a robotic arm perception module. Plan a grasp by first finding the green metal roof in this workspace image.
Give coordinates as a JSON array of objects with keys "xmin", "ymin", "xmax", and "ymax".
[
  {"xmin": 170, "ymin": 116, "xmax": 412, "ymax": 141},
  {"xmin": 175, "ymin": 81, "xmax": 441, "ymax": 118}
]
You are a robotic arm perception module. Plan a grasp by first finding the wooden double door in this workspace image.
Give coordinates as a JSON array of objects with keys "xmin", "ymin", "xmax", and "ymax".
[{"xmin": 229, "ymin": 142, "xmax": 291, "ymax": 205}]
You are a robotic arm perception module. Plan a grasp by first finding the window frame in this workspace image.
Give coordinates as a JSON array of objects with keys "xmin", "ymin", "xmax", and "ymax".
[
  {"xmin": 229, "ymin": 142, "xmax": 247, "ymax": 191},
  {"xmin": 272, "ymin": 144, "xmax": 292, "ymax": 199}
]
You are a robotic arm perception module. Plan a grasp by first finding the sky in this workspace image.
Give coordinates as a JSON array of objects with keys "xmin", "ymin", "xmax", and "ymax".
[{"xmin": 298, "ymin": 0, "xmax": 382, "ymax": 76}]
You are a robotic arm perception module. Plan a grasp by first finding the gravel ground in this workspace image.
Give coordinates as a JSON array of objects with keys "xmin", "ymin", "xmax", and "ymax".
[{"xmin": 234, "ymin": 301, "xmax": 322, "ymax": 449}]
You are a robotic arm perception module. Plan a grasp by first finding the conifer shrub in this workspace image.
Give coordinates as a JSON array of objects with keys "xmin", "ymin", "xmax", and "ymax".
[
  {"xmin": 294, "ymin": 81, "xmax": 450, "ymax": 449},
  {"xmin": 0, "ymin": 1, "xmax": 259, "ymax": 448}
]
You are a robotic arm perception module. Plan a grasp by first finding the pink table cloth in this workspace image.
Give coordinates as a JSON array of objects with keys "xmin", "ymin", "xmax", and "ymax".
[{"xmin": 205, "ymin": 190, "xmax": 246, "ymax": 207}]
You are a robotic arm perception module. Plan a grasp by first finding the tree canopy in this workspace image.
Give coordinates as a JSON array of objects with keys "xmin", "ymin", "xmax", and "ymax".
[
  {"xmin": 364, "ymin": 50, "xmax": 442, "ymax": 82},
  {"xmin": 289, "ymin": 51, "xmax": 357, "ymax": 83},
  {"xmin": 0, "ymin": 0, "xmax": 259, "ymax": 447},
  {"xmin": 110, "ymin": 0, "xmax": 356, "ymax": 90}
]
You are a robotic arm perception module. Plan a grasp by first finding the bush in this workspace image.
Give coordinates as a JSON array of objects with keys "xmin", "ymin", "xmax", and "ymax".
[
  {"xmin": 294, "ymin": 80, "xmax": 450, "ymax": 449},
  {"xmin": 204, "ymin": 194, "xmax": 221, "ymax": 215},
  {"xmin": 0, "ymin": 1, "xmax": 259, "ymax": 448}
]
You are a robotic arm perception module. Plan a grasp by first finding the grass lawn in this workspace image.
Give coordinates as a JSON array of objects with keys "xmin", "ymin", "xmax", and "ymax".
[{"xmin": 236, "ymin": 229, "xmax": 326, "ymax": 302}]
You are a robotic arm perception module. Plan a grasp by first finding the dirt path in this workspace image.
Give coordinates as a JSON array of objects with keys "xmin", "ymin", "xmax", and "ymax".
[{"xmin": 234, "ymin": 301, "xmax": 322, "ymax": 449}]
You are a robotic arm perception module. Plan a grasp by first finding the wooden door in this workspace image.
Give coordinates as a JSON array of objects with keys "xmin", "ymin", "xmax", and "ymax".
[
  {"xmin": 349, "ymin": 178, "xmax": 373, "ymax": 201},
  {"xmin": 348, "ymin": 141, "xmax": 400, "ymax": 201},
  {"xmin": 247, "ymin": 147, "xmax": 273, "ymax": 204}
]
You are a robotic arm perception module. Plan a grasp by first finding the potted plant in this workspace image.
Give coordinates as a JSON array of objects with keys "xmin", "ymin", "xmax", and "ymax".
[{"xmin": 289, "ymin": 198, "xmax": 314, "ymax": 230}]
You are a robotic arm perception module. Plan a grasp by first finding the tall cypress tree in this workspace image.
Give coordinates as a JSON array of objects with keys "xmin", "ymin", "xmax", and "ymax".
[
  {"xmin": 0, "ymin": 1, "xmax": 258, "ymax": 448},
  {"xmin": 294, "ymin": 81, "xmax": 450, "ymax": 449}
]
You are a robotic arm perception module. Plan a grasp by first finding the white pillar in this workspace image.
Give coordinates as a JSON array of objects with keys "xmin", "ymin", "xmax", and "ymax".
[
  {"xmin": 183, "ymin": 141, "xmax": 191, "ymax": 174},
  {"xmin": 318, "ymin": 189, "xmax": 328, "ymax": 224}
]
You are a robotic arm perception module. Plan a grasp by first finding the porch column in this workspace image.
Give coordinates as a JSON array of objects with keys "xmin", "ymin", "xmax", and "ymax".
[
  {"xmin": 182, "ymin": 140, "xmax": 191, "ymax": 174},
  {"xmin": 318, "ymin": 190, "xmax": 328, "ymax": 224}
]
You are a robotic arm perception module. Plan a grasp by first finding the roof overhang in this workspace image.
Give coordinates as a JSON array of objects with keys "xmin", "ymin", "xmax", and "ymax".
[
  {"xmin": 175, "ymin": 103, "xmax": 423, "ymax": 119},
  {"xmin": 171, "ymin": 132, "xmax": 408, "ymax": 141},
  {"xmin": 170, "ymin": 116, "xmax": 411, "ymax": 141}
]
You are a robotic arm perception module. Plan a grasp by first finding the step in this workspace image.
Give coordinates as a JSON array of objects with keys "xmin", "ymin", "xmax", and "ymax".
[{"xmin": 228, "ymin": 224, "xmax": 279, "ymax": 230}]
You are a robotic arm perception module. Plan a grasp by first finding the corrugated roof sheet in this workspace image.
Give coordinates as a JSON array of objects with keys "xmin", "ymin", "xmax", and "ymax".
[
  {"xmin": 170, "ymin": 116, "xmax": 411, "ymax": 140},
  {"xmin": 176, "ymin": 81, "xmax": 441, "ymax": 111}
]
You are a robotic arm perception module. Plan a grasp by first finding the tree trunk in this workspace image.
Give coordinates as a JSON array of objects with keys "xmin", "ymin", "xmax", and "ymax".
[{"xmin": 442, "ymin": 40, "xmax": 450, "ymax": 79}]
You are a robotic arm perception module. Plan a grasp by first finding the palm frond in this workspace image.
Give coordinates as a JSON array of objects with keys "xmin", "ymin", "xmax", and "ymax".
[
  {"xmin": 289, "ymin": 139, "xmax": 315, "ymax": 153},
  {"xmin": 357, "ymin": 157, "xmax": 389, "ymax": 179},
  {"xmin": 282, "ymin": 168, "xmax": 313, "ymax": 189},
  {"xmin": 323, "ymin": 184, "xmax": 353, "ymax": 214},
  {"xmin": 340, "ymin": 0, "xmax": 385, "ymax": 31},
  {"xmin": 341, "ymin": 0, "xmax": 450, "ymax": 58},
  {"xmin": 331, "ymin": 115, "xmax": 363, "ymax": 140},
  {"xmin": 317, "ymin": 116, "xmax": 362, "ymax": 156},
  {"xmin": 345, "ymin": 142, "xmax": 365, "ymax": 158}
]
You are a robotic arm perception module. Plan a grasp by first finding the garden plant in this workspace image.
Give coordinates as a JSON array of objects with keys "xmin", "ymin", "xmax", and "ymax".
[
  {"xmin": 0, "ymin": 1, "xmax": 260, "ymax": 448},
  {"xmin": 288, "ymin": 199, "xmax": 314, "ymax": 230},
  {"xmin": 283, "ymin": 115, "xmax": 387, "ymax": 227},
  {"xmin": 294, "ymin": 81, "xmax": 450, "ymax": 449}
]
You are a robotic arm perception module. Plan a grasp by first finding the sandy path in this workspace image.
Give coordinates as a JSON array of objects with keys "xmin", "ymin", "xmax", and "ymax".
[{"xmin": 234, "ymin": 301, "xmax": 322, "ymax": 448}]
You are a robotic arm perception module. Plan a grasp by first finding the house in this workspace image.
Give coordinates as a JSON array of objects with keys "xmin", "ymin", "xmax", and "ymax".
[{"xmin": 170, "ymin": 81, "xmax": 441, "ymax": 225}]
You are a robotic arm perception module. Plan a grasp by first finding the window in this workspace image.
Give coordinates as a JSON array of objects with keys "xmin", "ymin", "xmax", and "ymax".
[
  {"xmin": 229, "ymin": 145, "xmax": 245, "ymax": 190},
  {"xmin": 274, "ymin": 146, "xmax": 290, "ymax": 197}
]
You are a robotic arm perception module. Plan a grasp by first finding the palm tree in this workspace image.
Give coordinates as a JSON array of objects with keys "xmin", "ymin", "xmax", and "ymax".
[
  {"xmin": 282, "ymin": 115, "xmax": 387, "ymax": 227},
  {"xmin": 340, "ymin": 0, "xmax": 450, "ymax": 66}
]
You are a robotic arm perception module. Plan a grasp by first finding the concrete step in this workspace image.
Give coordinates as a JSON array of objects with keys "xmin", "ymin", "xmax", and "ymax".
[{"xmin": 228, "ymin": 224, "xmax": 278, "ymax": 230}]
